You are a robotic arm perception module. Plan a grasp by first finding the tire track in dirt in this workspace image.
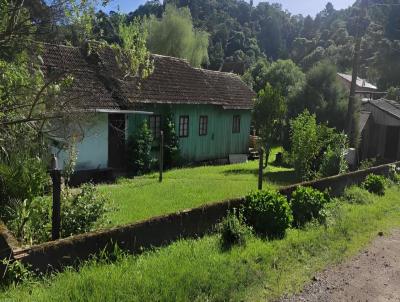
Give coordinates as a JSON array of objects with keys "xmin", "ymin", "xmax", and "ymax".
[{"xmin": 280, "ymin": 230, "xmax": 400, "ymax": 302}]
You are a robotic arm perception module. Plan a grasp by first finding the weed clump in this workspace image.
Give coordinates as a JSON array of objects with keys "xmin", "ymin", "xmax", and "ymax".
[
  {"xmin": 342, "ymin": 186, "xmax": 374, "ymax": 204},
  {"xmin": 362, "ymin": 174, "xmax": 387, "ymax": 196},
  {"xmin": 219, "ymin": 210, "xmax": 252, "ymax": 250}
]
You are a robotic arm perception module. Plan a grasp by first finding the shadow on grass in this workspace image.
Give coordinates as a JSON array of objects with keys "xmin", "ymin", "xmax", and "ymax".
[
  {"xmin": 265, "ymin": 170, "xmax": 298, "ymax": 186},
  {"xmin": 222, "ymin": 168, "xmax": 259, "ymax": 176},
  {"xmin": 222, "ymin": 165, "xmax": 298, "ymax": 186}
]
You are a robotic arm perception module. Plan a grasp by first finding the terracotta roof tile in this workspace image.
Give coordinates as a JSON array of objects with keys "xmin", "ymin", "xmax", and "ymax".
[
  {"xmin": 41, "ymin": 43, "xmax": 255, "ymax": 110},
  {"xmin": 41, "ymin": 44, "xmax": 119, "ymax": 110}
]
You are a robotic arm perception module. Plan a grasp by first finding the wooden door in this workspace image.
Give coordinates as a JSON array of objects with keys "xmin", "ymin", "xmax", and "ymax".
[
  {"xmin": 108, "ymin": 114, "xmax": 126, "ymax": 170},
  {"xmin": 384, "ymin": 126, "xmax": 400, "ymax": 160}
]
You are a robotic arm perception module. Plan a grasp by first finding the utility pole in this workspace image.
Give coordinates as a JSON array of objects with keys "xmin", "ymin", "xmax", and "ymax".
[{"xmin": 346, "ymin": 0, "xmax": 368, "ymax": 148}]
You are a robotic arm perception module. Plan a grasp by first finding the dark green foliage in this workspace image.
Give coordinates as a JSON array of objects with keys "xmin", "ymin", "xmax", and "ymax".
[
  {"xmin": 219, "ymin": 210, "xmax": 251, "ymax": 250},
  {"xmin": 20, "ymin": 196, "xmax": 52, "ymax": 244},
  {"xmin": 5, "ymin": 197, "xmax": 50, "ymax": 243},
  {"xmin": 6, "ymin": 184, "xmax": 109, "ymax": 244},
  {"xmin": 289, "ymin": 110, "xmax": 349, "ymax": 180},
  {"xmin": 289, "ymin": 61, "xmax": 347, "ymax": 129},
  {"xmin": 289, "ymin": 110, "xmax": 319, "ymax": 180},
  {"xmin": 362, "ymin": 174, "xmax": 387, "ymax": 196},
  {"xmin": 0, "ymin": 259, "xmax": 32, "ymax": 288},
  {"xmin": 243, "ymin": 189, "xmax": 292, "ymax": 239},
  {"xmin": 387, "ymin": 87, "xmax": 400, "ymax": 102},
  {"xmin": 290, "ymin": 186, "xmax": 330, "ymax": 227},
  {"xmin": 84, "ymin": 0, "xmax": 400, "ymax": 90},
  {"xmin": 242, "ymin": 59, "xmax": 270, "ymax": 93},
  {"xmin": 342, "ymin": 186, "xmax": 374, "ymax": 205},
  {"xmin": 244, "ymin": 59, "xmax": 305, "ymax": 96},
  {"xmin": 127, "ymin": 121, "xmax": 153, "ymax": 176},
  {"xmin": 162, "ymin": 112, "xmax": 180, "ymax": 169},
  {"xmin": 318, "ymin": 132, "xmax": 348, "ymax": 177},
  {"xmin": 0, "ymin": 156, "xmax": 50, "ymax": 219}
]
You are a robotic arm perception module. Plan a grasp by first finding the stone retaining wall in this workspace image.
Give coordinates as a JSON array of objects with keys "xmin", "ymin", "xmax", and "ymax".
[{"xmin": 2, "ymin": 161, "xmax": 399, "ymax": 274}]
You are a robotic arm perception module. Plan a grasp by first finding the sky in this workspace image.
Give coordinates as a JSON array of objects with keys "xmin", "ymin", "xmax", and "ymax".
[{"xmin": 100, "ymin": 0, "xmax": 355, "ymax": 17}]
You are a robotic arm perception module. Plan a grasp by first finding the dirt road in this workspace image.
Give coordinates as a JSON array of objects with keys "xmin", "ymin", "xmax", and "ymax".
[{"xmin": 280, "ymin": 230, "xmax": 400, "ymax": 302}]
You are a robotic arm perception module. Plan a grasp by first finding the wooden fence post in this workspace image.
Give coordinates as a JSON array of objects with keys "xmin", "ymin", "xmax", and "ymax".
[
  {"xmin": 258, "ymin": 147, "xmax": 264, "ymax": 190},
  {"xmin": 159, "ymin": 131, "xmax": 164, "ymax": 183},
  {"xmin": 50, "ymin": 154, "xmax": 61, "ymax": 241}
]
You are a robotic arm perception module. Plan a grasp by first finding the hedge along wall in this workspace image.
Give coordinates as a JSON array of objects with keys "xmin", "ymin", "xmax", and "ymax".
[{"xmin": 6, "ymin": 161, "xmax": 400, "ymax": 273}]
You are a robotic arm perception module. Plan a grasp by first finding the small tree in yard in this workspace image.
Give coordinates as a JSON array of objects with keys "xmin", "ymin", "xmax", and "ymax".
[
  {"xmin": 290, "ymin": 110, "xmax": 349, "ymax": 180},
  {"xmin": 162, "ymin": 112, "xmax": 180, "ymax": 169},
  {"xmin": 253, "ymin": 83, "xmax": 286, "ymax": 167},
  {"xmin": 290, "ymin": 110, "xmax": 319, "ymax": 180},
  {"xmin": 127, "ymin": 121, "xmax": 153, "ymax": 176}
]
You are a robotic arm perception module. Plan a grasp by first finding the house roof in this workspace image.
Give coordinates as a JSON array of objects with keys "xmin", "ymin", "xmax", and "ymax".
[
  {"xmin": 367, "ymin": 98, "xmax": 400, "ymax": 120},
  {"xmin": 41, "ymin": 44, "xmax": 120, "ymax": 110},
  {"xmin": 359, "ymin": 110, "xmax": 371, "ymax": 132},
  {"xmin": 337, "ymin": 73, "xmax": 377, "ymax": 90},
  {"xmin": 40, "ymin": 43, "xmax": 255, "ymax": 110}
]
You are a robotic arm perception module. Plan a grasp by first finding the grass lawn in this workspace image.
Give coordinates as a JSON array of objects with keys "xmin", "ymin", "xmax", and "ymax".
[
  {"xmin": 3, "ymin": 186, "xmax": 400, "ymax": 301},
  {"xmin": 100, "ymin": 147, "xmax": 297, "ymax": 227}
]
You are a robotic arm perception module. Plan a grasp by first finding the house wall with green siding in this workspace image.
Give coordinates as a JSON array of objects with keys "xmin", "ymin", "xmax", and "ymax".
[{"xmin": 127, "ymin": 104, "xmax": 251, "ymax": 162}]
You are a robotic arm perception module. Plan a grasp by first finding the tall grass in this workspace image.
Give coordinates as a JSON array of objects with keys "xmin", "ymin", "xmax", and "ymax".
[{"xmin": 2, "ymin": 187, "xmax": 400, "ymax": 301}]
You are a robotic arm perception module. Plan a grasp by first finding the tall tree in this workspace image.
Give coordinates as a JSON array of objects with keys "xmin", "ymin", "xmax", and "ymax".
[
  {"xmin": 253, "ymin": 84, "xmax": 286, "ymax": 167},
  {"xmin": 290, "ymin": 61, "xmax": 347, "ymax": 129},
  {"xmin": 145, "ymin": 4, "xmax": 209, "ymax": 67},
  {"xmin": 0, "ymin": 0, "xmax": 152, "ymax": 158},
  {"xmin": 346, "ymin": 0, "xmax": 369, "ymax": 148}
]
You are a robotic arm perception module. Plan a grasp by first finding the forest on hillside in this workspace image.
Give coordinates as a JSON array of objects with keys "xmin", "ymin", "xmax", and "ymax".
[
  {"xmin": 104, "ymin": 0, "xmax": 400, "ymax": 91},
  {"xmin": 2, "ymin": 0, "xmax": 400, "ymax": 160},
  {"xmin": 24, "ymin": 0, "xmax": 400, "ymax": 91}
]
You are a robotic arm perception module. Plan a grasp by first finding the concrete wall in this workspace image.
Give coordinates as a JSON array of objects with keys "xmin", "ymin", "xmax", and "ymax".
[
  {"xmin": 54, "ymin": 113, "xmax": 109, "ymax": 171},
  {"xmin": 6, "ymin": 161, "xmax": 397, "ymax": 274}
]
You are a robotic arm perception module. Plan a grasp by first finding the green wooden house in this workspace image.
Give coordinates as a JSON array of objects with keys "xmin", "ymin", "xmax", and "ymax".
[{"xmin": 42, "ymin": 44, "xmax": 255, "ymax": 176}]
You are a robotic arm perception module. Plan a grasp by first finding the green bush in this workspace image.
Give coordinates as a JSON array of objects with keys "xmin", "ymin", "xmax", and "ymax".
[
  {"xmin": 6, "ymin": 184, "xmax": 109, "ymax": 244},
  {"xmin": 318, "ymin": 133, "xmax": 348, "ymax": 178},
  {"xmin": 388, "ymin": 164, "xmax": 400, "ymax": 185},
  {"xmin": 1, "ymin": 259, "xmax": 32, "ymax": 287},
  {"xmin": 0, "ymin": 156, "xmax": 50, "ymax": 216},
  {"xmin": 342, "ymin": 186, "xmax": 374, "ymax": 204},
  {"xmin": 289, "ymin": 111, "xmax": 348, "ymax": 180},
  {"xmin": 289, "ymin": 110, "xmax": 319, "ymax": 180},
  {"xmin": 243, "ymin": 189, "xmax": 292, "ymax": 239},
  {"xmin": 219, "ymin": 210, "xmax": 251, "ymax": 250},
  {"xmin": 24, "ymin": 196, "xmax": 52, "ymax": 244},
  {"xmin": 61, "ymin": 184, "xmax": 108, "ymax": 237},
  {"xmin": 127, "ymin": 121, "xmax": 153, "ymax": 176},
  {"xmin": 359, "ymin": 158, "xmax": 377, "ymax": 170},
  {"xmin": 290, "ymin": 186, "xmax": 330, "ymax": 227},
  {"xmin": 362, "ymin": 174, "xmax": 387, "ymax": 196},
  {"xmin": 5, "ymin": 197, "xmax": 51, "ymax": 243}
]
